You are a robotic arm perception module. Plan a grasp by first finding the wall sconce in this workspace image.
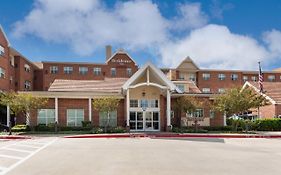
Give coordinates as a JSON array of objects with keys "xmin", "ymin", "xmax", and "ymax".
[{"xmin": 142, "ymin": 91, "xmax": 146, "ymax": 97}]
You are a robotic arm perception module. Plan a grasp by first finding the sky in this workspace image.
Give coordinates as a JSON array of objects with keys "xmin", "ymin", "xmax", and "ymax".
[{"xmin": 0, "ymin": 0, "xmax": 281, "ymax": 70}]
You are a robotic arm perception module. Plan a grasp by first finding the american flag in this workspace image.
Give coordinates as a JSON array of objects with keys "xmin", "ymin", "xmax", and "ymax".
[{"xmin": 258, "ymin": 62, "xmax": 263, "ymax": 92}]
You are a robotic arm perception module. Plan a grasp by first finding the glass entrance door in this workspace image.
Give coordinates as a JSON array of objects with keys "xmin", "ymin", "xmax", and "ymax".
[
  {"xmin": 130, "ymin": 111, "xmax": 160, "ymax": 131},
  {"xmin": 144, "ymin": 111, "xmax": 159, "ymax": 131}
]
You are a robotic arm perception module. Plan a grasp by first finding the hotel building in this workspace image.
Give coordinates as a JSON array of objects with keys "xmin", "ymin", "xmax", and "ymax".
[{"xmin": 1, "ymin": 25, "xmax": 281, "ymax": 131}]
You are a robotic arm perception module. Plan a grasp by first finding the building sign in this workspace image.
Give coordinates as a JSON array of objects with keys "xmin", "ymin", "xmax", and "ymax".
[{"xmin": 111, "ymin": 58, "xmax": 132, "ymax": 64}]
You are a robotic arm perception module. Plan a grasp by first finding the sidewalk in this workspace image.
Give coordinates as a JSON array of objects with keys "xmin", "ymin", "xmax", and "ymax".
[{"xmin": 63, "ymin": 132, "xmax": 281, "ymax": 139}]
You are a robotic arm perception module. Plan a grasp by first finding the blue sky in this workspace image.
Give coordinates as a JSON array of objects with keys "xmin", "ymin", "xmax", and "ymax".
[{"xmin": 1, "ymin": 0, "xmax": 281, "ymax": 70}]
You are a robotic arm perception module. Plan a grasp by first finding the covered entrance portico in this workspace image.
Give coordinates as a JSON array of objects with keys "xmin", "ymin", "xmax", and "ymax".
[{"xmin": 122, "ymin": 62, "xmax": 180, "ymax": 132}]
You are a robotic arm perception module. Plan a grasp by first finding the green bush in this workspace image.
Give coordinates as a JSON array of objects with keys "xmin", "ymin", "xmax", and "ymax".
[
  {"xmin": 60, "ymin": 126, "xmax": 92, "ymax": 131},
  {"xmin": 254, "ymin": 119, "xmax": 281, "ymax": 131},
  {"xmin": 202, "ymin": 126, "xmax": 232, "ymax": 131},
  {"xmin": 11, "ymin": 125, "xmax": 30, "ymax": 132},
  {"xmin": 35, "ymin": 124, "xmax": 54, "ymax": 131},
  {"xmin": 109, "ymin": 126, "xmax": 126, "ymax": 133},
  {"xmin": 91, "ymin": 127, "xmax": 104, "ymax": 134},
  {"xmin": 172, "ymin": 127, "xmax": 208, "ymax": 133},
  {"xmin": 82, "ymin": 121, "xmax": 92, "ymax": 127}
]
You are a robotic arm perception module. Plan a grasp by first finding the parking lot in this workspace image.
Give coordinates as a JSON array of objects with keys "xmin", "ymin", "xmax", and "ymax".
[{"xmin": 1, "ymin": 137, "xmax": 281, "ymax": 175}]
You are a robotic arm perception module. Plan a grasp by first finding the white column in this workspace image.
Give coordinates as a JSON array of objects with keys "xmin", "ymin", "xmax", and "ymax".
[
  {"xmin": 7, "ymin": 105, "xmax": 10, "ymax": 127},
  {"xmin": 55, "ymin": 97, "xmax": 58, "ymax": 123},
  {"xmin": 126, "ymin": 89, "xmax": 130, "ymax": 126},
  {"xmin": 223, "ymin": 112, "xmax": 227, "ymax": 126},
  {"xmin": 89, "ymin": 98, "xmax": 92, "ymax": 122},
  {"xmin": 166, "ymin": 89, "xmax": 171, "ymax": 127}
]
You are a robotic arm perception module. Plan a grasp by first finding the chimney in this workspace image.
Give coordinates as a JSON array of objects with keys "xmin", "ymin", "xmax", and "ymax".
[{"xmin": 106, "ymin": 45, "xmax": 112, "ymax": 61}]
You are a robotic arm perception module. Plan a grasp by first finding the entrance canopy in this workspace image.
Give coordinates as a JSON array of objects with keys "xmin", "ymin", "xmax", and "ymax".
[{"xmin": 122, "ymin": 62, "xmax": 181, "ymax": 93}]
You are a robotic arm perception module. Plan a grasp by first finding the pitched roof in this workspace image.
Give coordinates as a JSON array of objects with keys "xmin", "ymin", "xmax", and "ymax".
[
  {"xmin": 0, "ymin": 24, "xmax": 11, "ymax": 46},
  {"xmin": 122, "ymin": 62, "xmax": 180, "ymax": 93},
  {"xmin": 105, "ymin": 49, "xmax": 137, "ymax": 65},
  {"xmin": 48, "ymin": 78, "xmax": 128, "ymax": 93},
  {"xmin": 243, "ymin": 81, "xmax": 281, "ymax": 104}
]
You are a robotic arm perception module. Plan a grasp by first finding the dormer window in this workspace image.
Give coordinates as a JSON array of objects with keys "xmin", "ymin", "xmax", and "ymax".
[
  {"xmin": 24, "ymin": 64, "xmax": 31, "ymax": 72},
  {"xmin": 0, "ymin": 45, "xmax": 4, "ymax": 56}
]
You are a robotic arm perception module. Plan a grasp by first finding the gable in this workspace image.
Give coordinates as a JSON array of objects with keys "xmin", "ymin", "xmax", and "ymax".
[
  {"xmin": 106, "ymin": 51, "xmax": 136, "ymax": 66},
  {"xmin": 122, "ymin": 62, "xmax": 179, "ymax": 92},
  {"xmin": 177, "ymin": 57, "xmax": 199, "ymax": 70}
]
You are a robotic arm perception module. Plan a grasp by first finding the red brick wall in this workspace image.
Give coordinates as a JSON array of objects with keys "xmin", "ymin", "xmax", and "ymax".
[
  {"xmin": 0, "ymin": 29, "xmax": 10, "ymax": 91},
  {"xmin": 276, "ymin": 104, "xmax": 281, "ymax": 117},
  {"xmin": 259, "ymin": 104, "xmax": 276, "ymax": 119},
  {"xmin": 42, "ymin": 53, "xmax": 138, "ymax": 90},
  {"xmin": 160, "ymin": 95, "xmax": 167, "ymax": 131},
  {"xmin": 14, "ymin": 56, "xmax": 35, "ymax": 91},
  {"xmin": 197, "ymin": 71, "xmax": 243, "ymax": 93}
]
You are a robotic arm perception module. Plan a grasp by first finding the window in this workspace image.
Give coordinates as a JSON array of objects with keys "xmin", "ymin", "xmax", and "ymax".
[
  {"xmin": 111, "ymin": 68, "xmax": 116, "ymax": 76},
  {"xmin": 150, "ymin": 99, "xmax": 159, "ymax": 108},
  {"xmin": 10, "ymin": 76, "xmax": 13, "ymax": 84},
  {"xmin": 10, "ymin": 56, "xmax": 15, "ymax": 66},
  {"xmin": 24, "ymin": 64, "xmax": 31, "ymax": 72},
  {"xmin": 231, "ymin": 74, "xmax": 238, "ymax": 81},
  {"xmin": 189, "ymin": 74, "xmax": 196, "ymax": 82},
  {"xmin": 218, "ymin": 88, "xmax": 225, "ymax": 93},
  {"xmin": 37, "ymin": 109, "xmax": 55, "ymax": 125},
  {"xmin": 187, "ymin": 109, "xmax": 204, "ymax": 118},
  {"xmin": 99, "ymin": 111, "xmax": 117, "ymax": 127},
  {"xmin": 24, "ymin": 80, "xmax": 31, "ymax": 90},
  {"xmin": 0, "ymin": 45, "xmax": 4, "ymax": 56},
  {"xmin": 93, "ymin": 67, "xmax": 101, "ymax": 76},
  {"xmin": 67, "ymin": 109, "xmax": 84, "ymax": 126},
  {"xmin": 79, "ymin": 67, "xmax": 88, "ymax": 75},
  {"xmin": 202, "ymin": 88, "xmax": 210, "ymax": 93},
  {"xmin": 268, "ymin": 75, "xmax": 275, "ymax": 82},
  {"xmin": 64, "ymin": 66, "xmax": 73, "ymax": 74},
  {"xmin": 179, "ymin": 73, "xmax": 185, "ymax": 80},
  {"xmin": 210, "ymin": 110, "xmax": 215, "ymax": 118},
  {"xmin": 140, "ymin": 99, "xmax": 149, "ymax": 109},
  {"xmin": 127, "ymin": 68, "xmax": 132, "ymax": 76},
  {"xmin": 218, "ymin": 73, "xmax": 226, "ymax": 80},
  {"xmin": 0, "ymin": 67, "xmax": 5, "ymax": 78},
  {"xmin": 176, "ymin": 84, "xmax": 185, "ymax": 92},
  {"xmin": 50, "ymin": 66, "xmax": 58, "ymax": 74},
  {"xmin": 243, "ymin": 76, "xmax": 248, "ymax": 82},
  {"xmin": 202, "ymin": 73, "xmax": 210, "ymax": 80},
  {"xmin": 251, "ymin": 76, "xmax": 257, "ymax": 82},
  {"xmin": 130, "ymin": 99, "xmax": 138, "ymax": 108}
]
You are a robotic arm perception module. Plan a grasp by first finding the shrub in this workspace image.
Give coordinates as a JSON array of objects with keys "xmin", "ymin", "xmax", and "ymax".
[
  {"xmin": 254, "ymin": 119, "xmax": 281, "ymax": 131},
  {"xmin": 109, "ymin": 126, "xmax": 126, "ymax": 133},
  {"xmin": 172, "ymin": 127, "xmax": 208, "ymax": 133},
  {"xmin": 60, "ymin": 126, "xmax": 92, "ymax": 131},
  {"xmin": 91, "ymin": 127, "xmax": 104, "ymax": 134},
  {"xmin": 82, "ymin": 121, "xmax": 92, "ymax": 127},
  {"xmin": 11, "ymin": 125, "xmax": 30, "ymax": 132},
  {"xmin": 202, "ymin": 126, "xmax": 232, "ymax": 132},
  {"xmin": 35, "ymin": 124, "xmax": 53, "ymax": 131}
]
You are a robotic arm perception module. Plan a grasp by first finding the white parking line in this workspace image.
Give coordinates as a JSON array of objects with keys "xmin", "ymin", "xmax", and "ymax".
[
  {"xmin": 13, "ymin": 144, "xmax": 40, "ymax": 149},
  {"xmin": 0, "ymin": 138, "xmax": 58, "ymax": 175},
  {"xmin": 0, "ymin": 154, "xmax": 22, "ymax": 160},
  {"xmin": 2, "ymin": 148, "xmax": 32, "ymax": 153}
]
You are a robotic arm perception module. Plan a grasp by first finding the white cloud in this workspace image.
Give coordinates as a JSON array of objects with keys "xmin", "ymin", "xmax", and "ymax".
[
  {"xmin": 159, "ymin": 24, "xmax": 272, "ymax": 70},
  {"xmin": 171, "ymin": 3, "xmax": 208, "ymax": 31},
  {"xmin": 263, "ymin": 29, "xmax": 281, "ymax": 58},
  {"xmin": 12, "ymin": 0, "xmax": 281, "ymax": 70},
  {"xmin": 13, "ymin": 0, "xmax": 169, "ymax": 55}
]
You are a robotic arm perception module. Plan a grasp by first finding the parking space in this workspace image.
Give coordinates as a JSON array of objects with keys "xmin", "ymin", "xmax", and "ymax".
[
  {"xmin": 0, "ymin": 137, "xmax": 57, "ymax": 175},
  {"xmin": 1, "ymin": 137, "xmax": 281, "ymax": 175}
]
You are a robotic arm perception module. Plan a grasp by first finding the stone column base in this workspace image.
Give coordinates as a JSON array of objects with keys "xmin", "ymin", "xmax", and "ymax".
[{"xmin": 126, "ymin": 125, "xmax": 130, "ymax": 132}]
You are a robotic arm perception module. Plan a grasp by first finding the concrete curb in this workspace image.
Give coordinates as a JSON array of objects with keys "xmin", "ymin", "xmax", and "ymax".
[
  {"xmin": 0, "ymin": 135, "xmax": 32, "ymax": 140},
  {"xmin": 63, "ymin": 133, "xmax": 281, "ymax": 139}
]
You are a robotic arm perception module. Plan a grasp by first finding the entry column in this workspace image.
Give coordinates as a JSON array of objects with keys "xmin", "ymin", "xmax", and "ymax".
[
  {"xmin": 55, "ymin": 97, "xmax": 58, "ymax": 123},
  {"xmin": 166, "ymin": 89, "xmax": 171, "ymax": 130},
  {"xmin": 7, "ymin": 105, "xmax": 10, "ymax": 127},
  {"xmin": 126, "ymin": 89, "xmax": 130, "ymax": 128}
]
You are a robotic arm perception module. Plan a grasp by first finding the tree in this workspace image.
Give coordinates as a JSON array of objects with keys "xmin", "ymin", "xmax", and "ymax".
[
  {"xmin": 0, "ymin": 92, "xmax": 47, "ymax": 128},
  {"xmin": 92, "ymin": 97, "xmax": 120, "ymax": 132},
  {"xmin": 213, "ymin": 87, "xmax": 268, "ymax": 128},
  {"xmin": 173, "ymin": 96, "xmax": 210, "ymax": 131}
]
